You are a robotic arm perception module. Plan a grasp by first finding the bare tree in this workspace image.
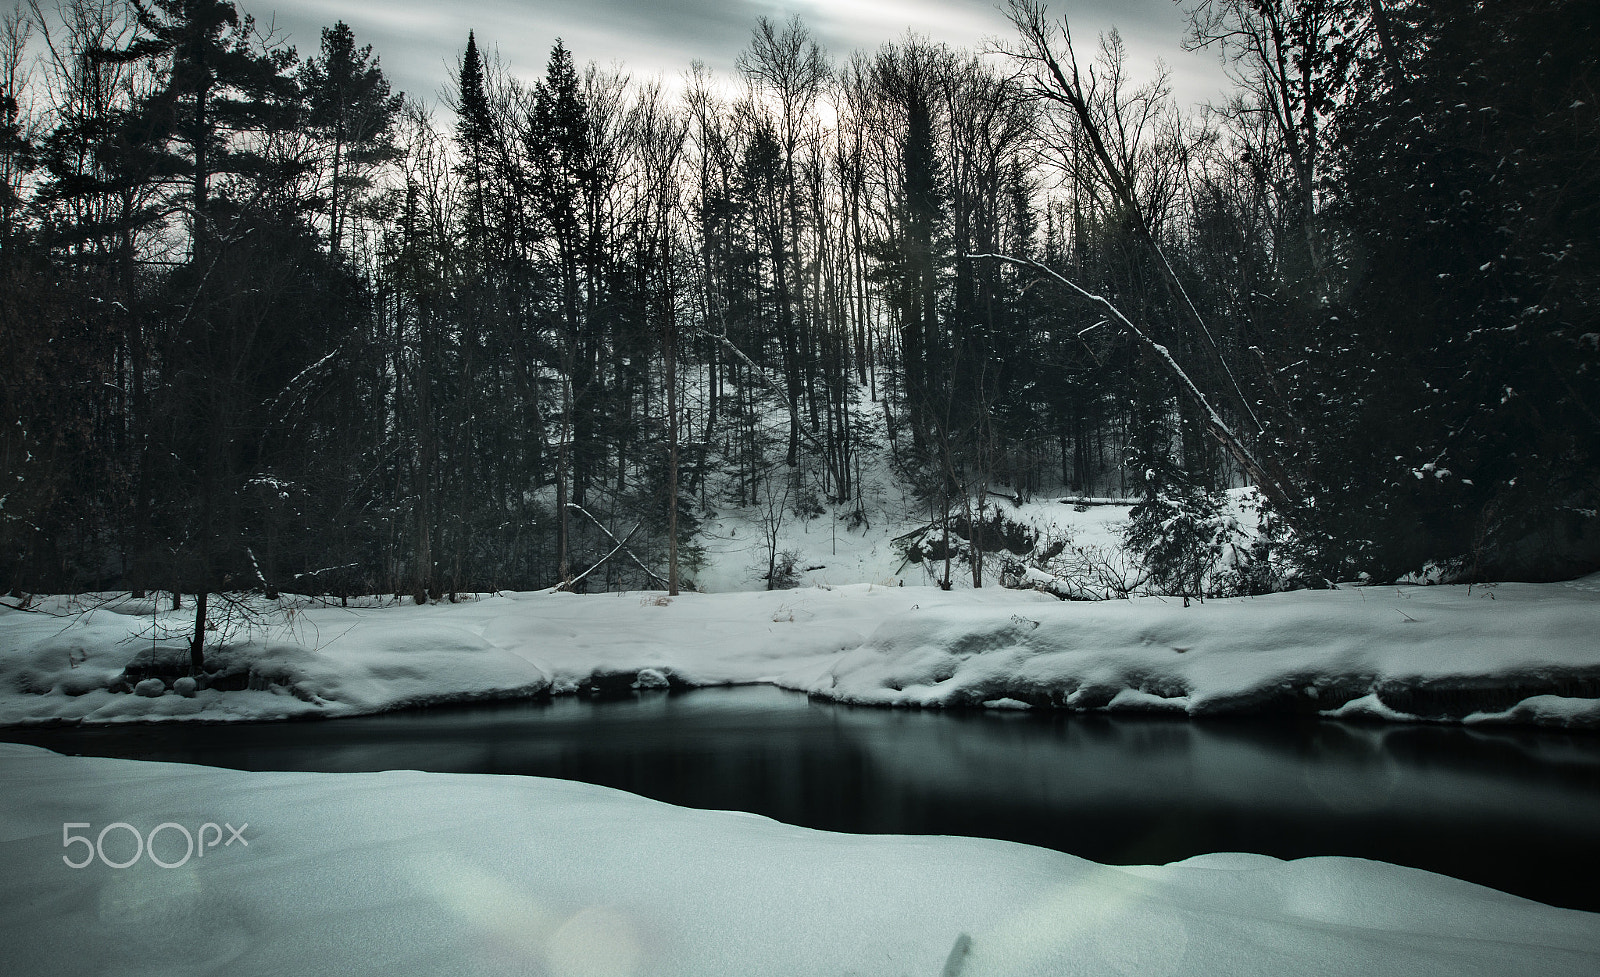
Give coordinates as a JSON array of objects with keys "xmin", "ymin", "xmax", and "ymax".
[
  {"xmin": 738, "ymin": 15, "xmax": 830, "ymax": 468},
  {"xmin": 998, "ymin": 0, "xmax": 1298, "ymax": 515},
  {"xmin": 0, "ymin": 3, "xmax": 35, "ymax": 242},
  {"xmin": 632, "ymin": 81, "xmax": 689, "ymax": 593},
  {"xmin": 1184, "ymin": 0, "xmax": 1344, "ymax": 292}
]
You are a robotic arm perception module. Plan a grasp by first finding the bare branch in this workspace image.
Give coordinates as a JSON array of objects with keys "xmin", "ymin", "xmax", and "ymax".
[
  {"xmin": 560, "ymin": 522, "xmax": 643, "ymax": 592},
  {"xmin": 565, "ymin": 504, "xmax": 668, "ymax": 590},
  {"xmin": 1000, "ymin": 0, "xmax": 1266, "ymax": 437},
  {"xmin": 965, "ymin": 251, "xmax": 1292, "ymax": 512}
]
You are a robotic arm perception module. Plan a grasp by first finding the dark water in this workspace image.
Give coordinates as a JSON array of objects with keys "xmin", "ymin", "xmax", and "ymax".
[{"xmin": 6, "ymin": 686, "xmax": 1600, "ymax": 911}]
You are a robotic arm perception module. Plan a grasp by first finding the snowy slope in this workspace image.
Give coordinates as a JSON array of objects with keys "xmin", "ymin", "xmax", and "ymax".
[
  {"xmin": 686, "ymin": 378, "xmax": 1149, "ymax": 593},
  {"xmin": 3, "ymin": 742, "xmax": 1596, "ymax": 977},
  {"xmin": 694, "ymin": 489, "xmax": 1140, "ymax": 593}
]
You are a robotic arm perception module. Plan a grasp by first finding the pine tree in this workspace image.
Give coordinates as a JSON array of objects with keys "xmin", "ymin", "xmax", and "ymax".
[
  {"xmin": 1311, "ymin": 0, "xmax": 1600, "ymax": 579},
  {"xmin": 527, "ymin": 39, "xmax": 599, "ymax": 580},
  {"xmin": 92, "ymin": 0, "xmax": 313, "ymax": 666},
  {"xmin": 301, "ymin": 21, "xmax": 402, "ymax": 260},
  {"xmin": 105, "ymin": 0, "xmax": 301, "ymax": 259},
  {"xmin": 455, "ymin": 31, "xmax": 494, "ymax": 252}
]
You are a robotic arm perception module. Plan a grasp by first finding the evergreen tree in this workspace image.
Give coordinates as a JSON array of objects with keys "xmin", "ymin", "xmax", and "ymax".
[
  {"xmin": 1308, "ymin": 0, "xmax": 1600, "ymax": 579},
  {"xmin": 94, "ymin": 0, "xmax": 313, "ymax": 664},
  {"xmin": 301, "ymin": 21, "xmax": 402, "ymax": 260},
  {"xmin": 105, "ymin": 0, "xmax": 301, "ymax": 259},
  {"xmin": 527, "ymin": 39, "xmax": 602, "ymax": 580},
  {"xmin": 454, "ymin": 30, "xmax": 493, "ymax": 252}
]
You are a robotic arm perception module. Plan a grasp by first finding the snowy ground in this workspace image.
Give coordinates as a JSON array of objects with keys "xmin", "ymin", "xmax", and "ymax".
[
  {"xmin": 2, "ymin": 575, "xmax": 1598, "ymax": 727},
  {"xmin": 695, "ymin": 490, "xmax": 1140, "ymax": 594},
  {"xmin": 3, "ymin": 742, "xmax": 1597, "ymax": 977},
  {"xmin": 690, "ymin": 439, "xmax": 1142, "ymax": 594}
]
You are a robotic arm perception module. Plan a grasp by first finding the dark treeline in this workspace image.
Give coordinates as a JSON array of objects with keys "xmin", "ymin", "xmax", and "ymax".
[{"xmin": 1, "ymin": 0, "xmax": 1596, "ymax": 623}]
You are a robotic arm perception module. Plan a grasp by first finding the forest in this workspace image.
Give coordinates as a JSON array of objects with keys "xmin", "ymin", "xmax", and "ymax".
[{"xmin": 1, "ymin": 0, "xmax": 1596, "ymax": 610}]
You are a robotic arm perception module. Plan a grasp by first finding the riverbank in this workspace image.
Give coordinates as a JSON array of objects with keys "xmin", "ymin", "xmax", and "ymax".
[
  {"xmin": 3, "ymin": 577, "xmax": 1598, "ymax": 727},
  {"xmin": 3, "ymin": 741, "xmax": 1597, "ymax": 977}
]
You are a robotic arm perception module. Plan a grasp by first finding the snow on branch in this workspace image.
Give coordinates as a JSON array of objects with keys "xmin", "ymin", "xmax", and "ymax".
[
  {"xmin": 565, "ymin": 504, "xmax": 669, "ymax": 590},
  {"xmin": 964, "ymin": 252, "xmax": 1287, "ymax": 509},
  {"xmin": 265, "ymin": 344, "xmax": 344, "ymax": 428},
  {"xmin": 697, "ymin": 326, "xmax": 828, "ymax": 456}
]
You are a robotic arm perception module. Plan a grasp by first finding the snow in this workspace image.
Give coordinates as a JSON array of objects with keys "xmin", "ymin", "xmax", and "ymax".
[
  {"xmin": 683, "ymin": 375, "xmax": 1158, "ymax": 595},
  {"xmin": 0, "ymin": 594, "xmax": 550, "ymax": 723},
  {"xmin": 632, "ymin": 667, "xmax": 671, "ymax": 690},
  {"xmin": 1465, "ymin": 694, "xmax": 1600, "ymax": 727},
  {"xmin": 1319, "ymin": 691, "xmax": 1419, "ymax": 722},
  {"xmin": 693, "ymin": 479, "xmax": 1140, "ymax": 595},
  {"xmin": 3, "ymin": 741, "xmax": 1596, "ymax": 977},
  {"xmin": 2, "ymin": 576, "xmax": 1597, "ymax": 728},
  {"xmin": 0, "ymin": 586, "xmax": 1015, "ymax": 723},
  {"xmin": 784, "ymin": 580, "xmax": 1600, "ymax": 725}
]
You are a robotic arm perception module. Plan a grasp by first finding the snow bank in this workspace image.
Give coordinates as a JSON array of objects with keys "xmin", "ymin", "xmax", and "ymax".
[
  {"xmin": 0, "ymin": 594, "xmax": 551, "ymax": 723},
  {"xmin": 0, "ymin": 586, "xmax": 1015, "ymax": 724},
  {"xmin": 2, "ymin": 742, "xmax": 1595, "ymax": 977},
  {"xmin": 788, "ymin": 579, "xmax": 1600, "ymax": 726},
  {"xmin": 2, "ymin": 578, "xmax": 1598, "ymax": 728}
]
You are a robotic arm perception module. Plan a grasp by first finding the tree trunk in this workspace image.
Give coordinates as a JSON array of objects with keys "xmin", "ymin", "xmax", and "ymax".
[
  {"xmin": 665, "ymin": 246, "xmax": 680, "ymax": 596},
  {"xmin": 188, "ymin": 590, "xmax": 208, "ymax": 674},
  {"xmin": 557, "ymin": 377, "xmax": 572, "ymax": 585}
]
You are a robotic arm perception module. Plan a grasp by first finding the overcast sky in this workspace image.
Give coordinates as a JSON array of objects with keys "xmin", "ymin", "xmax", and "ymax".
[{"xmin": 250, "ymin": 0, "xmax": 1233, "ymax": 113}]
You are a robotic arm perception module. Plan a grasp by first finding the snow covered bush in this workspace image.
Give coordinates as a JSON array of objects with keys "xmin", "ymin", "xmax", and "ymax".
[
  {"xmin": 766, "ymin": 548, "xmax": 803, "ymax": 590},
  {"xmin": 1001, "ymin": 536, "xmax": 1148, "ymax": 600},
  {"xmin": 1125, "ymin": 475, "xmax": 1278, "ymax": 598}
]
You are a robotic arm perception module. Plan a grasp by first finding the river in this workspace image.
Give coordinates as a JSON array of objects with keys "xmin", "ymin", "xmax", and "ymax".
[{"xmin": 6, "ymin": 685, "xmax": 1598, "ymax": 911}]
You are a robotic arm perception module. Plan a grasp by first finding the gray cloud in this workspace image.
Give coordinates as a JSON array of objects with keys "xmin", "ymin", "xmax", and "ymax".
[{"xmin": 255, "ymin": 0, "xmax": 1231, "ymax": 111}]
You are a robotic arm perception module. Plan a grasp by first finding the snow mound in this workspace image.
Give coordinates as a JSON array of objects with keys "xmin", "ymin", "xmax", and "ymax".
[{"xmin": 0, "ymin": 594, "xmax": 550, "ymax": 723}]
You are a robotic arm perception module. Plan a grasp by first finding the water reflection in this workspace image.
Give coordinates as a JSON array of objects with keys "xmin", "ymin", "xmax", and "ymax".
[{"xmin": 6, "ymin": 687, "xmax": 1598, "ymax": 910}]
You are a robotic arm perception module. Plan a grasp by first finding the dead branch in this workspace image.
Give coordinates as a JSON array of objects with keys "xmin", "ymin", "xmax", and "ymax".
[
  {"xmin": 965, "ymin": 251, "xmax": 1294, "ymax": 515},
  {"xmin": 560, "ymin": 522, "xmax": 643, "ymax": 591},
  {"xmin": 565, "ymin": 504, "xmax": 669, "ymax": 590}
]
